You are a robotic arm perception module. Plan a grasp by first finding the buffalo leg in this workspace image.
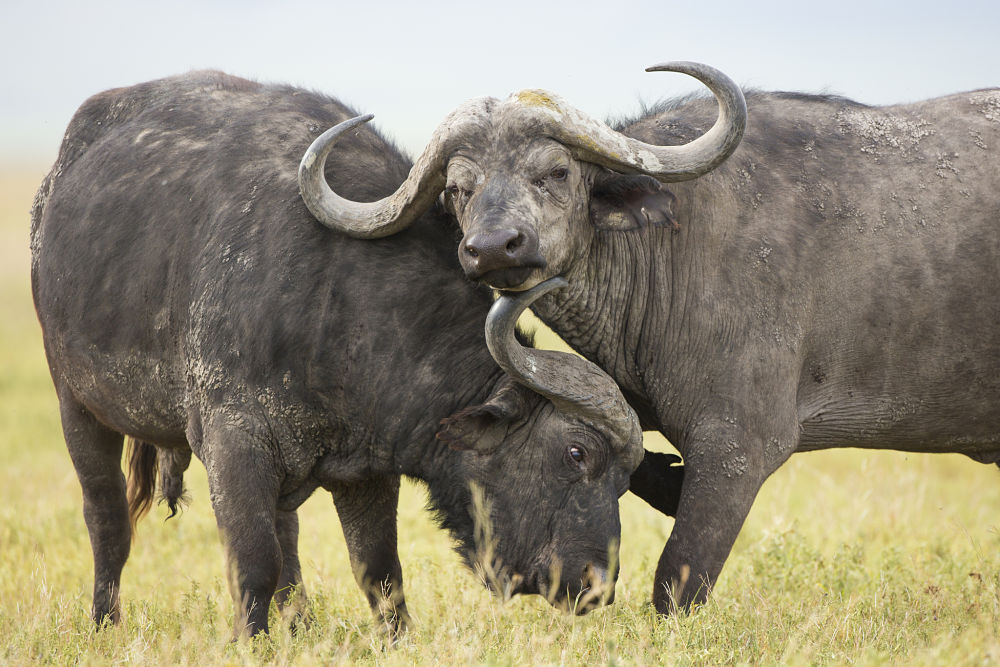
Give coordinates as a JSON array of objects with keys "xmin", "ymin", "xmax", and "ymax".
[
  {"xmin": 331, "ymin": 475, "xmax": 410, "ymax": 639},
  {"xmin": 200, "ymin": 422, "xmax": 282, "ymax": 639},
  {"xmin": 273, "ymin": 509, "xmax": 309, "ymax": 625},
  {"xmin": 58, "ymin": 389, "xmax": 130, "ymax": 626},
  {"xmin": 651, "ymin": 420, "xmax": 791, "ymax": 614}
]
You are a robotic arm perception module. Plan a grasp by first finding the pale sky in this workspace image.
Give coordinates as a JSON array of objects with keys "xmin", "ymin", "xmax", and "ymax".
[{"xmin": 2, "ymin": 0, "xmax": 997, "ymax": 164}]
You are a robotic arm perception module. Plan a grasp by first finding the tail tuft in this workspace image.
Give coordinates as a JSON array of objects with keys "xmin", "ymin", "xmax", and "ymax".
[{"xmin": 158, "ymin": 448, "xmax": 191, "ymax": 520}]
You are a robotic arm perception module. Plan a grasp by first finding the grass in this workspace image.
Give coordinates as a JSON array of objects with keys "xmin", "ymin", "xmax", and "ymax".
[{"xmin": 3, "ymin": 167, "xmax": 1000, "ymax": 664}]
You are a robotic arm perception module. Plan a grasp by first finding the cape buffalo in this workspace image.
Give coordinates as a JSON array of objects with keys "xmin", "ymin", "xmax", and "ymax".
[
  {"xmin": 306, "ymin": 62, "xmax": 1000, "ymax": 614},
  {"xmin": 30, "ymin": 71, "xmax": 669, "ymax": 639}
]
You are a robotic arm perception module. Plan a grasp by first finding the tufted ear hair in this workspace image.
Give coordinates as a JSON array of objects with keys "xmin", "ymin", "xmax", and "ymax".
[
  {"xmin": 589, "ymin": 170, "xmax": 680, "ymax": 232},
  {"xmin": 436, "ymin": 377, "xmax": 529, "ymax": 453}
]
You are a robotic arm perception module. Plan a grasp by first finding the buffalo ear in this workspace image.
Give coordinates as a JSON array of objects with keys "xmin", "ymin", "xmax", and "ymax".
[
  {"xmin": 589, "ymin": 170, "xmax": 679, "ymax": 232},
  {"xmin": 436, "ymin": 378, "xmax": 528, "ymax": 453},
  {"xmin": 628, "ymin": 451, "xmax": 684, "ymax": 517}
]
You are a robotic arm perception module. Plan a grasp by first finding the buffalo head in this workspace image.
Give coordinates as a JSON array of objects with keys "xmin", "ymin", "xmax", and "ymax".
[
  {"xmin": 431, "ymin": 277, "xmax": 642, "ymax": 612},
  {"xmin": 299, "ymin": 61, "xmax": 747, "ymax": 290}
]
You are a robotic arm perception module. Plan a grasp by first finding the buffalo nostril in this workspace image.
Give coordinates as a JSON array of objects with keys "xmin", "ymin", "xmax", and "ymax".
[
  {"xmin": 505, "ymin": 233, "xmax": 523, "ymax": 254},
  {"xmin": 465, "ymin": 245, "xmax": 479, "ymax": 258}
]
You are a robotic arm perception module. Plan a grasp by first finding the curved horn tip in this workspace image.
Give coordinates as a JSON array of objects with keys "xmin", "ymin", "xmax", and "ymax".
[
  {"xmin": 645, "ymin": 61, "xmax": 678, "ymax": 73},
  {"xmin": 644, "ymin": 61, "xmax": 714, "ymax": 75},
  {"xmin": 336, "ymin": 113, "xmax": 375, "ymax": 130},
  {"xmin": 302, "ymin": 114, "xmax": 376, "ymax": 165}
]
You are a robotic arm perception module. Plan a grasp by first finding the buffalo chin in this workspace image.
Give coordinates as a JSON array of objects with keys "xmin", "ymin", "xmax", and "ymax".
[
  {"xmin": 540, "ymin": 579, "xmax": 616, "ymax": 616},
  {"xmin": 476, "ymin": 564, "xmax": 613, "ymax": 615},
  {"xmin": 477, "ymin": 266, "xmax": 539, "ymax": 291}
]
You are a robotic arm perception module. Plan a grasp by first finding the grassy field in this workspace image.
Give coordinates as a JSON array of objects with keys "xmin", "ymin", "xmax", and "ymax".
[{"xmin": 2, "ymin": 167, "xmax": 1000, "ymax": 665}]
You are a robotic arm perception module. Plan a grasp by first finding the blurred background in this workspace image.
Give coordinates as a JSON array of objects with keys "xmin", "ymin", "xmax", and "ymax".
[{"xmin": 3, "ymin": 0, "xmax": 997, "ymax": 167}]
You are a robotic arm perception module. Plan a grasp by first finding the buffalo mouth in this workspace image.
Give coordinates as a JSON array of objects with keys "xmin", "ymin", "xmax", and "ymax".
[
  {"xmin": 479, "ymin": 566, "xmax": 612, "ymax": 612},
  {"xmin": 472, "ymin": 265, "xmax": 540, "ymax": 290},
  {"xmin": 532, "ymin": 564, "xmax": 616, "ymax": 615}
]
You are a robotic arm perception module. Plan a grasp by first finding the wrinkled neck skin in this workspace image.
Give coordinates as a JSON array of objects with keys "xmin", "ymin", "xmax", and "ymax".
[{"xmin": 529, "ymin": 186, "xmax": 708, "ymax": 443}]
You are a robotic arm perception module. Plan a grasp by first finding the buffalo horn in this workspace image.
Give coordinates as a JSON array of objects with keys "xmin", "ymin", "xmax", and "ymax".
[
  {"xmin": 510, "ymin": 61, "xmax": 747, "ymax": 183},
  {"xmin": 485, "ymin": 278, "xmax": 643, "ymax": 464},
  {"xmin": 298, "ymin": 99, "xmax": 491, "ymax": 238},
  {"xmin": 299, "ymin": 61, "xmax": 746, "ymax": 236}
]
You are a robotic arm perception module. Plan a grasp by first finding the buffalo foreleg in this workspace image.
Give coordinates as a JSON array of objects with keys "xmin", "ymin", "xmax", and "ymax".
[
  {"xmin": 331, "ymin": 475, "xmax": 411, "ymax": 640},
  {"xmin": 200, "ymin": 417, "xmax": 283, "ymax": 639},
  {"xmin": 651, "ymin": 416, "xmax": 793, "ymax": 614}
]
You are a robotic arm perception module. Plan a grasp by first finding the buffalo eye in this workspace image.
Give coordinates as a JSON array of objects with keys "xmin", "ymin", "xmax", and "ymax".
[
  {"xmin": 532, "ymin": 167, "xmax": 569, "ymax": 191},
  {"xmin": 445, "ymin": 183, "xmax": 471, "ymax": 197},
  {"xmin": 566, "ymin": 444, "xmax": 587, "ymax": 469}
]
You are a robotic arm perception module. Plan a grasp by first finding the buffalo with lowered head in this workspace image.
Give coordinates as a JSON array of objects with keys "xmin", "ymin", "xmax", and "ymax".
[
  {"xmin": 309, "ymin": 62, "xmax": 1000, "ymax": 614},
  {"xmin": 30, "ymin": 71, "xmax": 671, "ymax": 639}
]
